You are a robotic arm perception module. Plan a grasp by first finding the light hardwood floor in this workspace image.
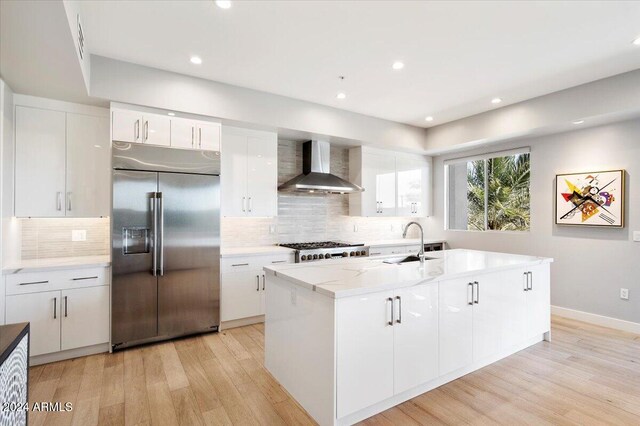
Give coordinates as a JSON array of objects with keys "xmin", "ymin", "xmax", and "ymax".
[{"xmin": 28, "ymin": 316, "xmax": 640, "ymax": 425}]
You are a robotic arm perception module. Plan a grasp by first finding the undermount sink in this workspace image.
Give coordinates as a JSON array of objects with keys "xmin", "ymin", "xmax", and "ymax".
[{"xmin": 383, "ymin": 255, "xmax": 437, "ymax": 264}]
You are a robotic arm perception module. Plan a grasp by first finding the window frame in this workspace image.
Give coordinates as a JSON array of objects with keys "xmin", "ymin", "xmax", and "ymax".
[{"xmin": 444, "ymin": 147, "xmax": 531, "ymax": 232}]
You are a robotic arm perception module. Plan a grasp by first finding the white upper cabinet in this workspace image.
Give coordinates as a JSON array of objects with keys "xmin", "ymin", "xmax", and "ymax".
[
  {"xmin": 221, "ymin": 127, "xmax": 278, "ymax": 217},
  {"xmin": 170, "ymin": 119, "xmax": 196, "ymax": 149},
  {"xmin": 15, "ymin": 105, "xmax": 109, "ymax": 218},
  {"xmin": 350, "ymin": 147, "xmax": 432, "ymax": 217},
  {"xmin": 66, "ymin": 113, "xmax": 110, "ymax": 217},
  {"xmin": 15, "ymin": 106, "xmax": 66, "ymax": 217},
  {"xmin": 142, "ymin": 114, "xmax": 171, "ymax": 146},
  {"xmin": 196, "ymin": 121, "xmax": 221, "ymax": 151},
  {"xmin": 111, "ymin": 109, "xmax": 142, "ymax": 143}
]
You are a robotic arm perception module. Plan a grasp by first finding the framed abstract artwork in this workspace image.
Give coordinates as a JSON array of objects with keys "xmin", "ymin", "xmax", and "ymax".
[{"xmin": 555, "ymin": 170, "xmax": 625, "ymax": 227}]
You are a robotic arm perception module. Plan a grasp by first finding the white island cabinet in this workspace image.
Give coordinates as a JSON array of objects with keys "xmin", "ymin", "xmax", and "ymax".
[{"xmin": 264, "ymin": 249, "xmax": 552, "ymax": 426}]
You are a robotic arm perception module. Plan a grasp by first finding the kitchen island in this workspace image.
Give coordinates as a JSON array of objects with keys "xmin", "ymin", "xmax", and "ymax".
[{"xmin": 263, "ymin": 249, "xmax": 553, "ymax": 426}]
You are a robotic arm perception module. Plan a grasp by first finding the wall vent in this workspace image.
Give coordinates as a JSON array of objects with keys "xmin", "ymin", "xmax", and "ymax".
[{"xmin": 77, "ymin": 14, "xmax": 85, "ymax": 60}]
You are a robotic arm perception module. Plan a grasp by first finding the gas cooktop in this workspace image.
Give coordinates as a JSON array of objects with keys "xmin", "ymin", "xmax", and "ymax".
[{"xmin": 279, "ymin": 241, "xmax": 369, "ymax": 262}]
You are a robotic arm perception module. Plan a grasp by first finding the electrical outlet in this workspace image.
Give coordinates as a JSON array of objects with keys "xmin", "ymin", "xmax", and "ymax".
[
  {"xmin": 71, "ymin": 230, "xmax": 86, "ymax": 242},
  {"xmin": 620, "ymin": 288, "xmax": 629, "ymax": 300},
  {"xmin": 633, "ymin": 231, "xmax": 640, "ymax": 242}
]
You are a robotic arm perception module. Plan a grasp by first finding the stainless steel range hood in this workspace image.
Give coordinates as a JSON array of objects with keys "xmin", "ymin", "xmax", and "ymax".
[{"xmin": 278, "ymin": 140, "xmax": 363, "ymax": 194}]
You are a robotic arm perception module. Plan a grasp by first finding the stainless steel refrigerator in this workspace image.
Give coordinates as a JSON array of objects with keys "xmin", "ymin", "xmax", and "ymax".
[{"xmin": 111, "ymin": 142, "xmax": 220, "ymax": 350}]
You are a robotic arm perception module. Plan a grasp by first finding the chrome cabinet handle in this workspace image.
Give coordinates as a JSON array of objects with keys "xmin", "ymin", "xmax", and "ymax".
[
  {"xmin": 53, "ymin": 297, "xmax": 57, "ymax": 319},
  {"xmin": 151, "ymin": 195, "xmax": 158, "ymax": 276},
  {"xmin": 231, "ymin": 263, "xmax": 249, "ymax": 267},
  {"xmin": 191, "ymin": 127, "xmax": 195, "ymax": 148},
  {"xmin": 19, "ymin": 280, "xmax": 48, "ymax": 286},
  {"xmin": 135, "ymin": 119, "xmax": 140, "ymax": 141},
  {"xmin": 468, "ymin": 282, "xmax": 474, "ymax": 305},
  {"xmin": 248, "ymin": 197, "xmax": 252, "ymax": 212},
  {"xmin": 144, "ymin": 120, "xmax": 149, "ymax": 142},
  {"xmin": 387, "ymin": 297, "xmax": 394, "ymax": 326},
  {"xmin": 57, "ymin": 192, "xmax": 62, "ymax": 211},
  {"xmin": 158, "ymin": 193, "xmax": 164, "ymax": 276},
  {"xmin": 528, "ymin": 271, "xmax": 533, "ymax": 290},
  {"xmin": 262, "ymin": 275, "xmax": 265, "ymax": 291},
  {"xmin": 64, "ymin": 296, "xmax": 68, "ymax": 317},
  {"xmin": 67, "ymin": 192, "xmax": 72, "ymax": 211},
  {"xmin": 256, "ymin": 275, "xmax": 260, "ymax": 291},
  {"xmin": 474, "ymin": 281, "xmax": 479, "ymax": 304},
  {"xmin": 395, "ymin": 296, "xmax": 402, "ymax": 324},
  {"xmin": 72, "ymin": 276, "xmax": 98, "ymax": 281},
  {"xmin": 199, "ymin": 128, "xmax": 202, "ymax": 148},
  {"xmin": 242, "ymin": 197, "xmax": 246, "ymax": 212},
  {"xmin": 523, "ymin": 272, "xmax": 528, "ymax": 292}
]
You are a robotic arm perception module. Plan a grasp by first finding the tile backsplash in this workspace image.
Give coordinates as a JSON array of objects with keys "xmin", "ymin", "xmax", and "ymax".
[
  {"xmin": 221, "ymin": 140, "xmax": 428, "ymax": 247},
  {"xmin": 20, "ymin": 218, "xmax": 110, "ymax": 259}
]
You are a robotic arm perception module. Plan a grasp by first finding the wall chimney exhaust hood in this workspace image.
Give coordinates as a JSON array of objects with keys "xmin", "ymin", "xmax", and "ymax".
[{"xmin": 278, "ymin": 140, "xmax": 363, "ymax": 194}]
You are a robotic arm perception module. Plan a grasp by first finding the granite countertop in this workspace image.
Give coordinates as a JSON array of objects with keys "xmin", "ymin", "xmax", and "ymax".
[
  {"xmin": 0, "ymin": 322, "xmax": 29, "ymax": 365},
  {"xmin": 3, "ymin": 255, "xmax": 111, "ymax": 275},
  {"xmin": 264, "ymin": 249, "xmax": 553, "ymax": 299},
  {"xmin": 220, "ymin": 246, "xmax": 295, "ymax": 258}
]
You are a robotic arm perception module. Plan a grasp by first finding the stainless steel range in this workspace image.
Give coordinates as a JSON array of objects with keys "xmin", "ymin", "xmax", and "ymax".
[{"xmin": 280, "ymin": 241, "xmax": 369, "ymax": 263}]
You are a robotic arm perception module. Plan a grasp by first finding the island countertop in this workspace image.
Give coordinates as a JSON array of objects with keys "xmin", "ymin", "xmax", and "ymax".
[{"xmin": 264, "ymin": 249, "xmax": 553, "ymax": 298}]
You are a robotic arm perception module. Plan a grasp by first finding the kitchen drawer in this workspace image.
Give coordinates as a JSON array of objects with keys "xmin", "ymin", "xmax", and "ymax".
[
  {"xmin": 6, "ymin": 267, "xmax": 109, "ymax": 295},
  {"xmin": 369, "ymin": 246, "xmax": 406, "ymax": 256},
  {"xmin": 221, "ymin": 253, "xmax": 294, "ymax": 272}
]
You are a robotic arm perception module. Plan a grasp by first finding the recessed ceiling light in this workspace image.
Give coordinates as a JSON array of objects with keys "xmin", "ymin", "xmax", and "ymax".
[
  {"xmin": 336, "ymin": 92, "xmax": 346, "ymax": 100},
  {"xmin": 167, "ymin": 112, "xmax": 175, "ymax": 116},
  {"xmin": 215, "ymin": 0, "xmax": 232, "ymax": 9},
  {"xmin": 190, "ymin": 56, "xmax": 202, "ymax": 65},
  {"xmin": 572, "ymin": 120, "xmax": 585, "ymax": 125},
  {"xmin": 633, "ymin": 36, "xmax": 640, "ymax": 46},
  {"xmin": 425, "ymin": 116, "xmax": 434, "ymax": 122},
  {"xmin": 491, "ymin": 97, "xmax": 502, "ymax": 104},
  {"xmin": 392, "ymin": 61, "xmax": 405, "ymax": 70}
]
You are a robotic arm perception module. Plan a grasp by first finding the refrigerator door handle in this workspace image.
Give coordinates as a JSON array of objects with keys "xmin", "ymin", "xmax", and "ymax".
[
  {"xmin": 151, "ymin": 194, "xmax": 158, "ymax": 277},
  {"xmin": 158, "ymin": 192, "xmax": 164, "ymax": 276}
]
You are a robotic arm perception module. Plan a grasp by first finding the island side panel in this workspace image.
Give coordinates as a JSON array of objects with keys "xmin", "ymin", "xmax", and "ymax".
[{"xmin": 264, "ymin": 272, "xmax": 336, "ymax": 426}]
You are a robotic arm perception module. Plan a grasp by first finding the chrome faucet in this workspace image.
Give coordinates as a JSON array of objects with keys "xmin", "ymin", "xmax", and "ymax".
[{"xmin": 403, "ymin": 221, "xmax": 425, "ymax": 263}]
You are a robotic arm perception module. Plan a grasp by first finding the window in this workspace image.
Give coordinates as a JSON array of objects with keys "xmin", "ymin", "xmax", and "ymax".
[{"xmin": 446, "ymin": 149, "xmax": 530, "ymax": 231}]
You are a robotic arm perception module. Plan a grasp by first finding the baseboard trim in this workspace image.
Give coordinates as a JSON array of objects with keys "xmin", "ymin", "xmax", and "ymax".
[
  {"xmin": 220, "ymin": 315, "xmax": 264, "ymax": 331},
  {"xmin": 552, "ymin": 305, "xmax": 640, "ymax": 335},
  {"xmin": 31, "ymin": 343, "xmax": 109, "ymax": 366}
]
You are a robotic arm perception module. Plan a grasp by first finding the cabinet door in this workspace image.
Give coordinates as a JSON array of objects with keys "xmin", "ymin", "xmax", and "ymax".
[
  {"xmin": 6, "ymin": 291, "xmax": 61, "ymax": 356},
  {"xmin": 171, "ymin": 119, "xmax": 196, "ymax": 149},
  {"xmin": 365, "ymin": 153, "xmax": 396, "ymax": 216},
  {"xmin": 221, "ymin": 270, "xmax": 263, "ymax": 321},
  {"xmin": 247, "ymin": 136, "xmax": 278, "ymax": 217},
  {"xmin": 527, "ymin": 264, "xmax": 551, "ymax": 339},
  {"xmin": 501, "ymin": 268, "xmax": 528, "ymax": 349},
  {"xmin": 359, "ymin": 152, "xmax": 380, "ymax": 216},
  {"xmin": 112, "ymin": 110, "xmax": 142, "ymax": 143},
  {"xmin": 472, "ymin": 272, "xmax": 503, "ymax": 361},
  {"xmin": 336, "ymin": 291, "xmax": 394, "ymax": 418},
  {"xmin": 396, "ymin": 156, "xmax": 428, "ymax": 217},
  {"xmin": 15, "ymin": 106, "xmax": 66, "ymax": 217},
  {"xmin": 394, "ymin": 283, "xmax": 439, "ymax": 394},
  {"xmin": 61, "ymin": 286, "xmax": 109, "ymax": 350},
  {"xmin": 197, "ymin": 122, "xmax": 221, "ymax": 151},
  {"xmin": 221, "ymin": 132, "xmax": 248, "ymax": 216},
  {"xmin": 66, "ymin": 113, "xmax": 110, "ymax": 217},
  {"xmin": 438, "ymin": 278, "xmax": 473, "ymax": 375},
  {"xmin": 142, "ymin": 114, "xmax": 171, "ymax": 146}
]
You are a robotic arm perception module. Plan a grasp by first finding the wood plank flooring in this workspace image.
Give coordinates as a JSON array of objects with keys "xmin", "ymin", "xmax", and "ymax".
[{"xmin": 28, "ymin": 316, "xmax": 640, "ymax": 425}]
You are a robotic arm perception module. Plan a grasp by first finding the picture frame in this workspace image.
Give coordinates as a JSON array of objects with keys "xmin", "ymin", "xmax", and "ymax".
[{"xmin": 555, "ymin": 169, "xmax": 625, "ymax": 227}]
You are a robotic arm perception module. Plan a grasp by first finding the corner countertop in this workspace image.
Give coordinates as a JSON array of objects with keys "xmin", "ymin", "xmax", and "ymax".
[
  {"xmin": 3, "ymin": 255, "xmax": 111, "ymax": 275},
  {"xmin": 220, "ymin": 246, "xmax": 295, "ymax": 258},
  {"xmin": 264, "ymin": 249, "xmax": 553, "ymax": 299}
]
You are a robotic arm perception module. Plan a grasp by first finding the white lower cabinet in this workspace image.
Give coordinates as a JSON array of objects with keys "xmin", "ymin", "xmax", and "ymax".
[
  {"xmin": 472, "ymin": 272, "xmax": 504, "ymax": 361},
  {"xmin": 6, "ymin": 291, "xmax": 61, "ymax": 357},
  {"xmin": 4, "ymin": 267, "xmax": 110, "ymax": 357},
  {"xmin": 221, "ymin": 253, "xmax": 294, "ymax": 322},
  {"xmin": 336, "ymin": 282, "xmax": 438, "ymax": 418},
  {"xmin": 61, "ymin": 286, "xmax": 110, "ymax": 351},
  {"xmin": 438, "ymin": 277, "xmax": 473, "ymax": 375},
  {"xmin": 525, "ymin": 264, "xmax": 551, "ymax": 338}
]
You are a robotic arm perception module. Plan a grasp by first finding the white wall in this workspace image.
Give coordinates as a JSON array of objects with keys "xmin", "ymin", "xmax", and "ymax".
[
  {"xmin": 427, "ymin": 118, "xmax": 640, "ymax": 324},
  {"xmin": 424, "ymin": 69, "xmax": 640, "ymax": 154},
  {"xmin": 90, "ymin": 55, "xmax": 427, "ymax": 153}
]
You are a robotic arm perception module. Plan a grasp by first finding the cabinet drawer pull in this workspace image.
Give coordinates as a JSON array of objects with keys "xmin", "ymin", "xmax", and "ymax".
[
  {"xmin": 19, "ymin": 280, "xmax": 49, "ymax": 286},
  {"xmin": 231, "ymin": 263, "xmax": 249, "ymax": 267},
  {"xmin": 262, "ymin": 274, "xmax": 265, "ymax": 290},
  {"xmin": 468, "ymin": 282, "xmax": 474, "ymax": 305},
  {"xmin": 523, "ymin": 272, "xmax": 528, "ymax": 292},
  {"xmin": 144, "ymin": 120, "xmax": 149, "ymax": 141},
  {"xmin": 256, "ymin": 275, "xmax": 260, "ymax": 291},
  {"xmin": 395, "ymin": 296, "xmax": 402, "ymax": 324},
  {"xmin": 271, "ymin": 260, "xmax": 287, "ymax": 264},
  {"xmin": 53, "ymin": 297, "xmax": 57, "ymax": 319},
  {"xmin": 528, "ymin": 271, "xmax": 533, "ymax": 290},
  {"xmin": 72, "ymin": 276, "xmax": 99, "ymax": 281},
  {"xmin": 67, "ymin": 192, "xmax": 72, "ymax": 211},
  {"xmin": 64, "ymin": 296, "xmax": 68, "ymax": 317},
  {"xmin": 57, "ymin": 192, "xmax": 62, "ymax": 211},
  {"xmin": 135, "ymin": 119, "xmax": 140, "ymax": 141},
  {"xmin": 191, "ymin": 127, "xmax": 195, "ymax": 147},
  {"xmin": 199, "ymin": 128, "xmax": 202, "ymax": 148},
  {"xmin": 474, "ymin": 281, "xmax": 479, "ymax": 304},
  {"xmin": 242, "ymin": 196, "xmax": 246, "ymax": 212},
  {"xmin": 387, "ymin": 297, "xmax": 394, "ymax": 326}
]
